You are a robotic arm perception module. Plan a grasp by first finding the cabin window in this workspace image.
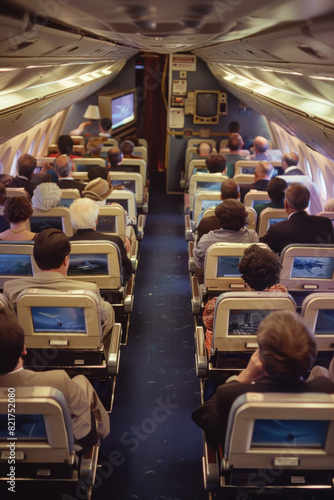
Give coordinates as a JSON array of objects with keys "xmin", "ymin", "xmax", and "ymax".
[
  {"xmin": 38, "ymin": 133, "xmax": 46, "ymax": 155},
  {"xmin": 305, "ymin": 159, "xmax": 312, "ymax": 178},
  {"xmin": 28, "ymin": 141, "xmax": 35, "ymax": 155},
  {"xmin": 317, "ymin": 169, "xmax": 327, "ymax": 199},
  {"xmin": 10, "ymin": 150, "xmax": 21, "ymax": 176}
]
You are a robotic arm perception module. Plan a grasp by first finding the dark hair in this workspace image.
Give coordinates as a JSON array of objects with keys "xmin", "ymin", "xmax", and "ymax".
[
  {"xmin": 58, "ymin": 135, "xmax": 74, "ymax": 155},
  {"xmin": 221, "ymin": 179, "xmax": 240, "ymax": 199},
  {"xmin": 17, "ymin": 154, "xmax": 36, "ymax": 179},
  {"xmin": 228, "ymin": 121, "xmax": 240, "ymax": 133},
  {"xmin": 100, "ymin": 117, "xmax": 111, "ymax": 131},
  {"xmin": 120, "ymin": 140, "xmax": 135, "ymax": 155},
  {"xmin": 0, "ymin": 308, "xmax": 25, "ymax": 374},
  {"xmin": 285, "ymin": 183, "xmax": 310, "ymax": 210},
  {"xmin": 0, "ymin": 182, "xmax": 6, "ymax": 201},
  {"xmin": 4, "ymin": 196, "xmax": 33, "ymax": 223},
  {"xmin": 107, "ymin": 148, "xmax": 123, "ymax": 167},
  {"xmin": 33, "ymin": 228, "xmax": 71, "ymax": 270},
  {"xmin": 206, "ymin": 154, "xmax": 226, "ymax": 173},
  {"xmin": 214, "ymin": 199, "xmax": 247, "ymax": 230},
  {"xmin": 228, "ymin": 133, "xmax": 243, "ymax": 151},
  {"xmin": 238, "ymin": 244, "xmax": 282, "ymax": 290},
  {"xmin": 87, "ymin": 166, "xmax": 108, "ymax": 181},
  {"xmin": 267, "ymin": 177, "xmax": 288, "ymax": 203}
]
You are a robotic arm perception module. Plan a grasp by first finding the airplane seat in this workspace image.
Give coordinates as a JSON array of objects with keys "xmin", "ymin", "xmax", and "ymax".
[
  {"xmin": 138, "ymin": 138, "xmax": 148, "ymax": 149},
  {"xmin": 69, "ymin": 135, "xmax": 86, "ymax": 147},
  {"xmin": 120, "ymin": 158, "xmax": 147, "ymax": 187},
  {"xmin": 317, "ymin": 211, "xmax": 334, "ymax": 228},
  {"xmin": 187, "ymin": 172, "xmax": 227, "ymax": 211},
  {"xmin": 182, "ymin": 158, "xmax": 207, "ymax": 191},
  {"xmin": 202, "ymin": 392, "xmax": 334, "ymax": 494},
  {"xmin": 244, "ymin": 190, "xmax": 271, "ymax": 208},
  {"xmin": 0, "ymin": 386, "xmax": 100, "ymax": 494},
  {"xmin": 0, "ymin": 241, "xmax": 36, "ymax": 290},
  {"xmin": 72, "ymin": 157, "xmax": 106, "ymax": 172},
  {"xmin": 108, "ymin": 171, "xmax": 147, "ymax": 213},
  {"xmin": 5, "ymin": 187, "xmax": 29, "ymax": 199},
  {"xmin": 185, "ymin": 191, "xmax": 221, "ymax": 241},
  {"xmin": 16, "ymin": 288, "xmax": 122, "ymax": 378},
  {"xmin": 106, "ymin": 190, "xmax": 145, "ymax": 241},
  {"xmin": 58, "ymin": 188, "xmax": 81, "ymax": 208},
  {"xmin": 133, "ymin": 146, "xmax": 147, "ymax": 164},
  {"xmin": 30, "ymin": 206, "xmax": 74, "ymax": 237},
  {"xmin": 257, "ymin": 207, "xmax": 288, "ymax": 238}
]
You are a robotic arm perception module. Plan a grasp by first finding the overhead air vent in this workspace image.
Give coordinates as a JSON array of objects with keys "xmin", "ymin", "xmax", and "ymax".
[
  {"xmin": 6, "ymin": 38, "xmax": 39, "ymax": 52},
  {"xmin": 66, "ymin": 46, "xmax": 79, "ymax": 53},
  {"xmin": 298, "ymin": 44, "xmax": 328, "ymax": 59}
]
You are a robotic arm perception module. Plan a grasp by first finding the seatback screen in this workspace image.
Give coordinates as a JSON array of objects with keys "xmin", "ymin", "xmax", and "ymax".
[
  {"xmin": 217, "ymin": 256, "xmax": 242, "ymax": 277},
  {"xmin": 291, "ymin": 257, "xmax": 334, "ymax": 279},
  {"xmin": 68, "ymin": 254, "xmax": 108, "ymax": 276},
  {"xmin": 0, "ymin": 253, "xmax": 32, "ymax": 276},
  {"xmin": 228, "ymin": 309, "xmax": 272, "ymax": 335},
  {"xmin": 31, "ymin": 306, "xmax": 86, "ymax": 333}
]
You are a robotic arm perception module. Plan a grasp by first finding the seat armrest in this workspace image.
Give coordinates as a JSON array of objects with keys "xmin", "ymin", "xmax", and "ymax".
[
  {"xmin": 191, "ymin": 275, "xmax": 201, "ymax": 315},
  {"xmin": 203, "ymin": 435, "xmax": 220, "ymax": 490},
  {"xmin": 180, "ymin": 170, "xmax": 185, "ymax": 189},
  {"xmin": 124, "ymin": 275, "xmax": 134, "ymax": 313},
  {"xmin": 195, "ymin": 326, "xmax": 208, "ymax": 377},
  {"xmin": 188, "ymin": 241, "xmax": 195, "ymax": 273},
  {"xmin": 105, "ymin": 323, "xmax": 122, "ymax": 375},
  {"xmin": 185, "ymin": 214, "xmax": 194, "ymax": 241},
  {"xmin": 80, "ymin": 442, "xmax": 99, "ymax": 481},
  {"xmin": 142, "ymin": 191, "xmax": 149, "ymax": 214},
  {"xmin": 137, "ymin": 214, "xmax": 146, "ymax": 240},
  {"xmin": 130, "ymin": 240, "xmax": 138, "ymax": 272}
]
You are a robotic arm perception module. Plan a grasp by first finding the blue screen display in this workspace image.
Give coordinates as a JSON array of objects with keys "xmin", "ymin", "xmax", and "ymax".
[
  {"xmin": 269, "ymin": 218, "xmax": 286, "ymax": 226},
  {"xmin": 0, "ymin": 414, "xmax": 47, "ymax": 441},
  {"xmin": 30, "ymin": 217, "xmax": 63, "ymax": 232},
  {"xmin": 217, "ymin": 256, "xmax": 242, "ymax": 277},
  {"xmin": 96, "ymin": 215, "xmax": 116, "ymax": 233},
  {"xmin": 315, "ymin": 309, "xmax": 334, "ymax": 334},
  {"xmin": 111, "ymin": 93, "xmax": 135, "ymax": 130},
  {"xmin": 201, "ymin": 199, "xmax": 221, "ymax": 211},
  {"xmin": 291, "ymin": 257, "xmax": 334, "ymax": 279},
  {"xmin": 31, "ymin": 306, "xmax": 86, "ymax": 333},
  {"xmin": 0, "ymin": 253, "xmax": 32, "ymax": 276},
  {"xmin": 228, "ymin": 309, "xmax": 272, "ymax": 335},
  {"xmin": 68, "ymin": 254, "xmax": 108, "ymax": 276},
  {"xmin": 252, "ymin": 419, "xmax": 328, "ymax": 448}
]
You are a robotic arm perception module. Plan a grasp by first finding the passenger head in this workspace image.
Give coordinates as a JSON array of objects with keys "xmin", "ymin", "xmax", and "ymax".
[
  {"xmin": 215, "ymin": 199, "xmax": 247, "ymax": 231},
  {"xmin": 197, "ymin": 142, "xmax": 213, "ymax": 156},
  {"xmin": 31, "ymin": 183, "xmax": 62, "ymax": 211},
  {"xmin": 4, "ymin": 196, "xmax": 33, "ymax": 223},
  {"xmin": 206, "ymin": 154, "xmax": 226, "ymax": 173},
  {"xmin": 228, "ymin": 121, "xmax": 240, "ymax": 133},
  {"xmin": 254, "ymin": 161, "xmax": 273, "ymax": 180},
  {"xmin": 33, "ymin": 228, "xmax": 71, "ymax": 270},
  {"xmin": 53, "ymin": 154, "xmax": 73, "ymax": 178},
  {"xmin": 0, "ymin": 182, "xmax": 6, "ymax": 204},
  {"xmin": 99, "ymin": 117, "xmax": 111, "ymax": 133},
  {"xmin": 120, "ymin": 140, "xmax": 135, "ymax": 155},
  {"xmin": 87, "ymin": 166, "xmax": 109, "ymax": 182},
  {"xmin": 238, "ymin": 244, "xmax": 282, "ymax": 291},
  {"xmin": 267, "ymin": 177, "xmax": 288, "ymax": 203},
  {"xmin": 324, "ymin": 198, "xmax": 334, "ymax": 212},
  {"xmin": 86, "ymin": 136, "xmax": 104, "ymax": 156},
  {"xmin": 107, "ymin": 148, "xmax": 123, "ymax": 167},
  {"xmin": 0, "ymin": 308, "xmax": 25, "ymax": 374},
  {"xmin": 83, "ymin": 177, "xmax": 113, "ymax": 202},
  {"xmin": 257, "ymin": 310, "xmax": 317, "ymax": 381},
  {"xmin": 282, "ymin": 152, "xmax": 299, "ymax": 170},
  {"xmin": 228, "ymin": 133, "xmax": 243, "ymax": 151},
  {"xmin": 285, "ymin": 182, "xmax": 310, "ymax": 211},
  {"xmin": 17, "ymin": 154, "xmax": 36, "ymax": 180},
  {"xmin": 253, "ymin": 136, "xmax": 269, "ymax": 153},
  {"xmin": 220, "ymin": 178, "xmax": 240, "ymax": 200},
  {"xmin": 123, "ymin": 135, "xmax": 138, "ymax": 146},
  {"xmin": 57, "ymin": 135, "xmax": 74, "ymax": 155},
  {"xmin": 69, "ymin": 198, "xmax": 99, "ymax": 229}
]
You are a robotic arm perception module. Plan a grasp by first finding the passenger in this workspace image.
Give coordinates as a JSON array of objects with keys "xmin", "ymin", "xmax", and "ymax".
[
  {"xmin": 122, "ymin": 135, "xmax": 139, "ymax": 147},
  {"xmin": 0, "ymin": 182, "xmax": 6, "ymax": 204},
  {"xmin": 6, "ymin": 154, "xmax": 37, "ymax": 199},
  {"xmin": 250, "ymin": 136, "xmax": 272, "ymax": 161},
  {"xmin": 223, "ymin": 133, "xmax": 249, "ymax": 178},
  {"xmin": 53, "ymin": 154, "xmax": 85, "ymax": 193},
  {"xmin": 197, "ymin": 142, "xmax": 213, "ymax": 157},
  {"xmin": 254, "ymin": 177, "xmax": 288, "ymax": 218},
  {"xmin": 31, "ymin": 182, "xmax": 62, "ymax": 211},
  {"xmin": 205, "ymin": 154, "xmax": 226, "ymax": 174},
  {"xmin": 0, "ymin": 196, "xmax": 36, "ymax": 241},
  {"xmin": 203, "ymin": 244, "xmax": 287, "ymax": 352},
  {"xmin": 240, "ymin": 161, "xmax": 273, "ymax": 203},
  {"xmin": 120, "ymin": 140, "xmax": 142, "ymax": 159},
  {"xmin": 86, "ymin": 136, "xmax": 105, "ymax": 158},
  {"xmin": 107, "ymin": 147, "xmax": 132, "ymax": 174},
  {"xmin": 260, "ymin": 183, "xmax": 334, "ymax": 254},
  {"xmin": 69, "ymin": 105, "xmax": 101, "ymax": 137},
  {"xmin": 69, "ymin": 198, "xmax": 132, "ymax": 283},
  {"xmin": 196, "ymin": 179, "xmax": 240, "ymax": 243},
  {"xmin": 87, "ymin": 165, "xmax": 109, "ymax": 182},
  {"xmin": 228, "ymin": 121, "xmax": 253, "ymax": 150},
  {"xmin": 192, "ymin": 310, "xmax": 334, "ymax": 450},
  {"xmin": 308, "ymin": 357, "xmax": 334, "ymax": 382},
  {"xmin": 281, "ymin": 152, "xmax": 304, "ymax": 175},
  {"xmin": 98, "ymin": 117, "xmax": 112, "ymax": 138},
  {"xmin": 49, "ymin": 135, "xmax": 81, "ymax": 159},
  {"xmin": 193, "ymin": 199, "xmax": 259, "ymax": 270},
  {"xmin": 0, "ymin": 307, "xmax": 109, "ymax": 455},
  {"xmin": 3, "ymin": 228, "xmax": 115, "ymax": 341}
]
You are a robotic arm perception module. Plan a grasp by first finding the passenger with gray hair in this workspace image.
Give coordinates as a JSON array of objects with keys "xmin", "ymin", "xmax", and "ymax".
[
  {"xmin": 281, "ymin": 152, "xmax": 304, "ymax": 175},
  {"xmin": 120, "ymin": 140, "xmax": 141, "ymax": 159},
  {"xmin": 260, "ymin": 182, "xmax": 334, "ymax": 253},
  {"xmin": 250, "ymin": 136, "xmax": 272, "ymax": 161},
  {"xmin": 192, "ymin": 310, "xmax": 334, "ymax": 450},
  {"xmin": 7, "ymin": 154, "xmax": 37, "ymax": 198},
  {"xmin": 53, "ymin": 154, "xmax": 85, "ymax": 193},
  {"xmin": 240, "ymin": 161, "xmax": 273, "ymax": 202},
  {"xmin": 69, "ymin": 198, "xmax": 132, "ymax": 283}
]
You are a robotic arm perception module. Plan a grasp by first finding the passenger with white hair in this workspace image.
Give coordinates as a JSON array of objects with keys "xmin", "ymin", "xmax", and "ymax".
[{"xmin": 69, "ymin": 198, "xmax": 132, "ymax": 283}]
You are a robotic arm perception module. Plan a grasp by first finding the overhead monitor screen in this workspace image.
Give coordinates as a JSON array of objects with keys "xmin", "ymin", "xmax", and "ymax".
[
  {"xmin": 217, "ymin": 256, "xmax": 242, "ymax": 277},
  {"xmin": 0, "ymin": 253, "xmax": 32, "ymax": 276},
  {"xmin": 111, "ymin": 93, "xmax": 135, "ymax": 130},
  {"xmin": 291, "ymin": 257, "xmax": 334, "ymax": 279},
  {"xmin": 31, "ymin": 306, "xmax": 86, "ymax": 333},
  {"xmin": 68, "ymin": 254, "xmax": 108, "ymax": 276},
  {"xmin": 228, "ymin": 309, "xmax": 272, "ymax": 335},
  {"xmin": 252, "ymin": 419, "xmax": 328, "ymax": 449},
  {"xmin": 196, "ymin": 93, "xmax": 218, "ymax": 118}
]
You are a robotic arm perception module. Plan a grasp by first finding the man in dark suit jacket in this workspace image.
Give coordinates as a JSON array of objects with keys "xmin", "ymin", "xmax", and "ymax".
[
  {"xmin": 6, "ymin": 154, "xmax": 36, "ymax": 198},
  {"xmin": 196, "ymin": 179, "xmax": 240, "ymax": 242},
  {"xmin": 260, "ymin": 182, "xmax": 334, "ymax": 254},
  {"xmin": 239, "ymin": 161, "xmax": 273, "ymax": 203},
  {"xmin": 54, "ymin": 154, "xmax": 85, "ymax": 193},
  {"xmin": 281, "ymin": 152, "xmax": 304, "ymax": 175},
  {"xmin": 192, "ymin": 310, "xmax": 334, "ymax": 450}
]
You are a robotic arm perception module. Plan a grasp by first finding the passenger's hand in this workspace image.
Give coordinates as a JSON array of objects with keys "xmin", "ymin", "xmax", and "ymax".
[
  {"xmin": 236, "ymin": 349, "xmax": 266, "ymax": 383},
  {"xmin": 40, "ymin": 162, "xmax": 50, "ymax": 173}
]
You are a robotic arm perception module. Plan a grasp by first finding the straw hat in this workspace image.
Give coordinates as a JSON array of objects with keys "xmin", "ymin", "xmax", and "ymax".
[{"xmin": 83, "ymin": 178, "xmax": 113, "ymax": 201}]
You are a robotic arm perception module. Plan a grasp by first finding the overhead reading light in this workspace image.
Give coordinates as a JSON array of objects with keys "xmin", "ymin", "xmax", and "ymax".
[{"xmin": 83, "ymin": 105, "xmax": 101, "ymax": 120}]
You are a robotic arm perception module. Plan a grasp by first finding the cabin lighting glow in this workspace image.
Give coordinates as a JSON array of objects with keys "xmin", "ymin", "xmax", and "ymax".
[
  {"xmin": 102, "ymin": 68, "xmax": 112, "ymax": 75},
  {"xmin": 309, "ymin": 75, "xmax": 334, "ymax": 81},
  {"xmin": 80, "ymin": 74, "xmax": 94, "ymax": 81},
  {"xmin": 0, "ymin": 68, "xmax": 17, "ymax": 72}
]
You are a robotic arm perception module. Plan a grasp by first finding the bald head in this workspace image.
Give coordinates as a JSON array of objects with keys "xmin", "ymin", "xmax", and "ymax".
[
  {"xmin": 17, "ymin": 154, "xmax": 36, "ymax": 179},
  {"xmin": 228, "ymin": 133, "xmax": 243, "ymax": 151},
  {"xmin": 107, "ymin": 148, "xmax": 123, "ymax": 168},
  {"xmin": 282, "ymin": 152, "xmax": 299, "ymax": 171},
  {"xmin": 253, "ymin": 136, "xmax": 269, "ymax": 153},
  {"xmin": 254, "ymin": 161, "xmax": 273, "ymax": 179},
  {"xmin": 197, "ymin": 142, "xmax": 212, "ymax": 156},
  {"xmin": 53, "ymin": 155, "xmax": 73, "ymax": 178}
]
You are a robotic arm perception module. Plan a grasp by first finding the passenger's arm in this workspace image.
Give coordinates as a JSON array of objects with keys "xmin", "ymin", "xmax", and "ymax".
[
  {"xmin": 93, "ymin": 284, "xmax": 115, "ymax": 340},
  {"xmin": 235, "ymin": 349, "xmax": 267, "ymax": 383}
]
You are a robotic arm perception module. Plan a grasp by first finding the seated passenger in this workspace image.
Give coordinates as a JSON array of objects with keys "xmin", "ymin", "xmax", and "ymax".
[
  {"xmin": 281, "ymin": 152, "xmax": 304, "ymax": 175},
  {"xmin": 196, "ymin": 179, "xmax": 240, "ymax": 243},
  {"xmin": 254, "ymin": 177, "xmax": 288, "ymax": 218},
  {"xmin": 0, "ymin": 308, "xmax": 109, "ymax": 454},
  {"xmin": 260, "ymin": 183, "xmax": 334, "ymax": 254},
  {"xmin": 53, "ymin": 154, "xmax": 85, "ymax": 193},
  {"xmin": 0, "ymin": 196, "xmax": 36, "ymax": 241},
  {"xmin": 205, "ymin": 154, "xmax": 226, "ymax": 174},
  {"xmin": 240, "ymin": 161, "xmax": 273, "ymax": 203},
  {"xmin": 249, "ymin": 136, "xmax": 272, "ymax": 161},
  {"xmin": 120, "ymin": 140, "xmax": 142, "ymax": 159},
  {"xmin": 98, "ymin": 117, "xmax": 112, "ymax": 138},
  {"xmin": 223, "ymin": 133, "xmax": 249, "ymax": 178},
  {"xmin": 308, "ymin": 356, "xmax": 334, "ymax": 382},
  {"xmin": 196, "ymin": 142, "xmax": 213, "ymax": 157},
  {"xmin": 192, "ymin": 310, "xmax": 334, "ymax": 450},
  {"xmin": 48, "ymin": 135, "xmax": 82, "ymax": 159},
  {"xmin": 83, "ymin": 177, "xmax": 113, "ymax": 206},
  {"xmin": 69, "ymin": 106, "xmax": 101, "ymax": 137},
  {"xmin": 31, "ymin": 182, "xmax": 62, "ymax": 211},
  {"xmin": 6, "ymin": 154, "xmax": 37, "ymax": 199},
  {"xmin": 0, "ymin": 182, "xmax": 6, "ymax": 203},
  {"xmin": 193, "ymin": 199, "xmax": 259, "ymax": 270},
  {"xmin": 85, "ymin": 136, "xmax": 106, "ymax": 159},
  {"xmin": 69, "ymin": 198, "xmax": 132, "ymax": 283},
  {"xmin": 87, "ymin": 165, "xmax": 109, "ymax": 182},
  {"xmin": 3, "ymin": 228, "xmax": 115, "ymax": 341},
  {"xmin": 203, "ymin": 244, "xmax": 287, "ymax": 352}
]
